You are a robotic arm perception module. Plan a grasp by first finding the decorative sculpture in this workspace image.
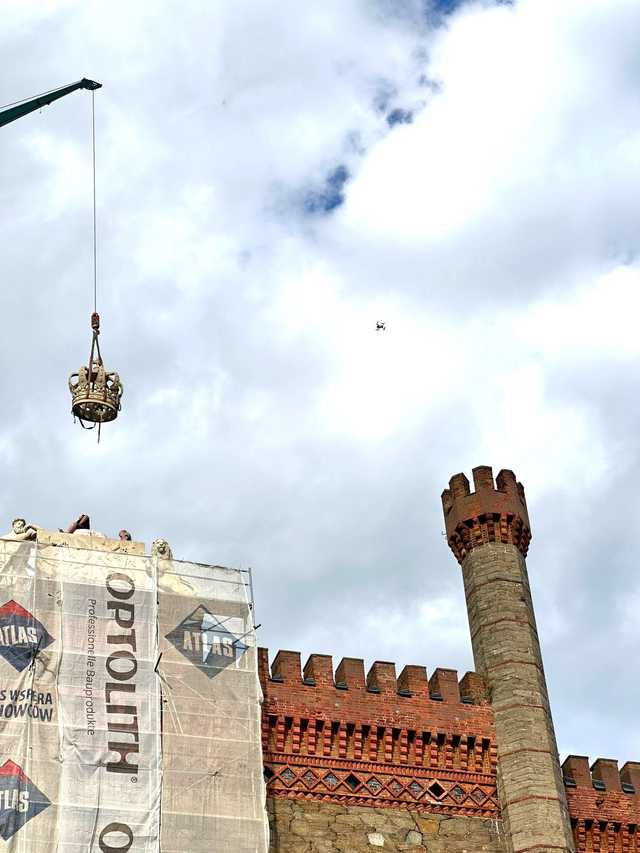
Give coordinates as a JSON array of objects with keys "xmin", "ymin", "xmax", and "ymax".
[
  {"xmin": 69, "ymin": 313, "xmax": 122, "ymax": 430},
  {"xmin": 152, "ymin": 538, "xmax": 173, "ymax": 559},
  {"xmin": 3, "ymin": 518, "xmax": 39, "ymax": 541}
]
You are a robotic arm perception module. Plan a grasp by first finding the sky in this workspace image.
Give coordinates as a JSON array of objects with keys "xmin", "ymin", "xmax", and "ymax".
[{"xmin": 1, "ymin": 0, "xmax": 639, "ymax": 768}]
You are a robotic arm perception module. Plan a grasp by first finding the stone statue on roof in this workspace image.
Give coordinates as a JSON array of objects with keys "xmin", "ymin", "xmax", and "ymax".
[{"xmin": 4, "ymin": 518, "xmax": 40, "ymax": 541}]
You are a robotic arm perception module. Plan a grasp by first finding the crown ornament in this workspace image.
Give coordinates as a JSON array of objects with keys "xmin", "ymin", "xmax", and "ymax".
[{"xmin": 69, "ymin": 313, "xmax": 123, "ymax": 432}]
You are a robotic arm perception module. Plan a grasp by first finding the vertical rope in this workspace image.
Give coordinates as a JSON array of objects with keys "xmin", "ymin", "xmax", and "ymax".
[{"xmin": 91, "ymin": 90, "xmax": 97, "ymax": 314}]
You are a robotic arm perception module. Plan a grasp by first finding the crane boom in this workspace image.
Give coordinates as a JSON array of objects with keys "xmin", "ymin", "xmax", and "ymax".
[{"xmin": 0, "ymin": 78, "xmax": 101, "ymax": 129}]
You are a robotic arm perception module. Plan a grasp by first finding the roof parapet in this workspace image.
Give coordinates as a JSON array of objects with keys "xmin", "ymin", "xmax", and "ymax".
[
  {"xmin": 563, "ymin": 755, "xmax": 639, "ymax": 793},
  {"xmin": 259, "ymin": 648, "xmax": 487, "ymax": 705}
]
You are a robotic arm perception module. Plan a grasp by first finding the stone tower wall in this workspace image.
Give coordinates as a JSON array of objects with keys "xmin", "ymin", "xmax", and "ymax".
[{"xmin": 442, "ymin": 467, "xmax": 575, "ymax": 853}]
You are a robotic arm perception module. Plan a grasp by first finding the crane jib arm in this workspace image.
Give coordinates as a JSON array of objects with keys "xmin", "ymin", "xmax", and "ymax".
[{"xmin": 0, "ymin": 78, "xmax": 101, "ymax": 129}]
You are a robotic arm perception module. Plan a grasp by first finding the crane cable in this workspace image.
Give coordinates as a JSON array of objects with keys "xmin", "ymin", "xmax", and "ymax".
[
  {"xmin": 92, "ymin": 89, "xmax": 97, "ymax": 315},
  {"xmin": 0, "ymin": 82, "xmax": 71, "ymax": 111},
  {"xmin": 78, "ymin": 91, "xmax": 102, "ymax": 438}
]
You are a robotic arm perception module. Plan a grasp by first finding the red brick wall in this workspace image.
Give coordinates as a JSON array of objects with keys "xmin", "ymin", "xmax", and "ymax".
[
  {"xmin": 259, "ymin": 648, "xmax": 499, "ymax": 819},
  {"xmin": 259, "ymin": 648, "xmax": 640, "ymax": 847},
  {"xmin": 562, "ymin": 756, "xmax": 640, "ymax": 850}
]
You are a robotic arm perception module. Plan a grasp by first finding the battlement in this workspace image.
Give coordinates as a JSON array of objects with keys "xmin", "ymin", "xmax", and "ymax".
[
  {"xmin": 441, "ymin": 466, "xmax": 531, "ymax": 563},
  {"xmin": 259, "ymin": 648, "xmax": 489, "ymax": 706},
  {"xmin": 258, "ymin": 651, "xmax": 640, "ymax": 837},
  {"xmin": 562, "ymin": 756, "xmax": 640, "ymax": 847},
  {"xmin": 562, "ymin": 755, "xmax": 640, "ymax": 794}
]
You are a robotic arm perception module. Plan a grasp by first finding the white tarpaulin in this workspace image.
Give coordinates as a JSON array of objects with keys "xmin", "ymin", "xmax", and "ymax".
[
  {"xmin": 157, "ymin": 558, "xmax": 269, "ymax": 853},
  {"xmin": 0, "ymin": 537, "xmax": 268, "ymax": 853}
]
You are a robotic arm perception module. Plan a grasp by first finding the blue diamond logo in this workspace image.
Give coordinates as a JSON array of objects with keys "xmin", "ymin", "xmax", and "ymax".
[
  {"xmin": 0, "ymin": 601, "xmax": 54, "ymax": 672},
  {"xmin": 0, "ymin": 761, "xmax": 50, "ymax": 840},
  {"xmin": 166, "ymin": 605, "xmax": 248, "ymax": 679}
]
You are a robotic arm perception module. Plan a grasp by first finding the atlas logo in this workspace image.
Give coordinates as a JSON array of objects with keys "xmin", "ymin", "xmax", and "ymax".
[
  {"xmin": 166, "ymin": 605, "xmax": 248, "ymax": 679},
  {"xmin": 0, "ymin": 601, "xmax": 54, "ymax": 673},
  {"xmin": 0, "ymin": 760, "xmax": 50, "ymax": 840}
]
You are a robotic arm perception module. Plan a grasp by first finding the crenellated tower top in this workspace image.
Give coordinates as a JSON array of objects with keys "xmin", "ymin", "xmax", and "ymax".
[{"xmin": 441, "ymin": 465, "xmax": 531, "ymax": 564}]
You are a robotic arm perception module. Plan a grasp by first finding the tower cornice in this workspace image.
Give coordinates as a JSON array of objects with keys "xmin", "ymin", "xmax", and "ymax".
[{"xmin": 441, "ymin": 466, "xmax": 531, "ymax": 564}]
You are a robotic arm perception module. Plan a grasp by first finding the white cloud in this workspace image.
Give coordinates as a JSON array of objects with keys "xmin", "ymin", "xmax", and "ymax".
[{"xmin": 1, "ymin": 0, "xmax": 639, "ymax": 767}]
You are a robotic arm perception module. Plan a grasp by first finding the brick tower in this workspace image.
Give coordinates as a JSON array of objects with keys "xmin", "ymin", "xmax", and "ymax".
[{"xmin": 442, "ymin": 466, "xmax": 575, "ymax": 853}]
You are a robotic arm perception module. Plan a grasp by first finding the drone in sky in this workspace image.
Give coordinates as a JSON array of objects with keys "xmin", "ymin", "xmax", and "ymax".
[{"xmin": 376, "ymin": 321, "xmax": 386, "ymax": 331}]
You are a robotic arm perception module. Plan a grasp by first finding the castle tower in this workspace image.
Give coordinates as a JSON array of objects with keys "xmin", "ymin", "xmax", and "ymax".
[{"xmin": 442, "ymin": 466, "xmax": 575, "ymax": 853}]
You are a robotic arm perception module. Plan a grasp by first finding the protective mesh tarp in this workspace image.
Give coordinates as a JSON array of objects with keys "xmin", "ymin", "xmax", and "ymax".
[
  {"xmin": 157, "ymin": 557, "xmax": 268, "ymax": 853},
  {"xmin": 0, "ymin": 538, "xmax": 268, "ymax": 853}
]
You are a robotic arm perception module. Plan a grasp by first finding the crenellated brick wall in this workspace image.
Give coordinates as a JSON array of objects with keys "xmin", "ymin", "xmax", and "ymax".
[
  {"xmin": 259, "ymin": 649, "xmax": 640, "ymax": 851},
  {"xmin": 562, "ymin": 756, "xmax": 640, "ymax": 851},
  {"xmin": 259, "ymin": 648, "xmax": 506, "ymax": 850},
  {"xmin": 259, "ymin": 648, "xmax": 500, "ymax": 819}
]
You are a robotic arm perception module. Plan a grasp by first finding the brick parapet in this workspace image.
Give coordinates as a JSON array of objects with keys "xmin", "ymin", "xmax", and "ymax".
[
  {"xmin": 260, "ymin": 648, "xmax": 499, "ymax": 819},
  {"xmin": 562, "ymin": 755, "xmax": 640, "ymax": 849},
  {"xmin": 442, "ymin": 466, "xmax": 531, "ymax": 564},
  {"xmin": 258, "ymin": 650, "xmax": 640, "ymax": 842}
]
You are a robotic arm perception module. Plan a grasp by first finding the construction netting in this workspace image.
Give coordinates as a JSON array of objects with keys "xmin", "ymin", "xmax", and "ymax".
[{"xmin": 0, "ymin": 537, "xmax": 269, "ymax": 853}]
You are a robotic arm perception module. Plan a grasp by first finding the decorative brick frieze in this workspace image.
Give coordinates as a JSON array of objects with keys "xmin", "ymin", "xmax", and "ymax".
[
  {"xmin": 260, "ymin": 648, "xmax": 498, "ymax": 819},
  {"xmin": 441, "ymin": 466, "xmax": 531, "ymax": 564},
  {"xmin": 266, "ymin": 755, "xmax": 499, "ymax": 817}
]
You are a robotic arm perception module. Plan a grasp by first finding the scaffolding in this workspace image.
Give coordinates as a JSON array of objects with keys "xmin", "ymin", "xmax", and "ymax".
[{"xmin": 0, "ymin": 534, "xmax": 268, "ymax": 853}]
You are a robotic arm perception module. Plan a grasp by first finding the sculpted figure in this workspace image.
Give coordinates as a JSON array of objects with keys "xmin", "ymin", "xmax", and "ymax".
[
  {"xmin": 67, "ymin": 514, "xmax": 90, "ymax": 534},
  {"xmin": 69, "ymin": 366, "xmax": 89, "ymax": 394},
  {"xmin": 109, "ymin": 372, "xmax": 123, "ymax": 399},
  {"xmin": 93, "ymin": 363, "xmax": 107, "ymax": 393},
  {"xmin": 77, "ymin": 365, "xmax": 89, "ymax": 389},
  {"xmin": 152, "ymin": 538, "xmax": 173, "ymax": 559},
  {"xmin": 66, "ymin": 514, "xmax": 105, "ymax": 538},
  {"xmin": 3, "ymin": 518, "xmax": 39, "ymax": 541}
]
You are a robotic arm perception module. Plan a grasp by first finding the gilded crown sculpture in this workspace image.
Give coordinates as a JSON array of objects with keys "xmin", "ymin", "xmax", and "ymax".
[{"xmin": 68, "ymin": 312, "xmax": 123, "ymax": 428}]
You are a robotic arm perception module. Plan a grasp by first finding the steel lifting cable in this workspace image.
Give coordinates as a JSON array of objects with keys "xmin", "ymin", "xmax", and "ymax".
[
  {"xmin": 0, "ymin": 81, "xmax": 69, "ymax": 111},
  {"xmin": 92, "ymin": 89, "xmax": 97, "ymax": 316},
  {"xmin": 78, "ymin": 90, "xmax": 101, "ymax": 439}
]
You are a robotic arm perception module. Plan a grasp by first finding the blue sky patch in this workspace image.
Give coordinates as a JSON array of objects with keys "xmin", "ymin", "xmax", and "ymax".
[
  {"xmin": 431, "ymin": 0, "xmax": 465, "ymax": 12},
  {"xmin": 304, "ymin": 165, "xmax": 350, "ymax": 214},
  {"xmin": 387, "ymin": 108, "xmax": 414, "ymax": 127},
  {"xmin": 427, "ymin": 0, "xmax": 514, "ymax": 21}
]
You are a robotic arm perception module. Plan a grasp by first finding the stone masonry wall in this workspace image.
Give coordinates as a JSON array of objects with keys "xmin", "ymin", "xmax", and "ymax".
[
  {"xmin": 460, "ymin": 543, "xmax": 574, "ymax": 852},
  {"xmin": 267, "ymin": 800, "xmax": 506, "ymax": 852}
]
